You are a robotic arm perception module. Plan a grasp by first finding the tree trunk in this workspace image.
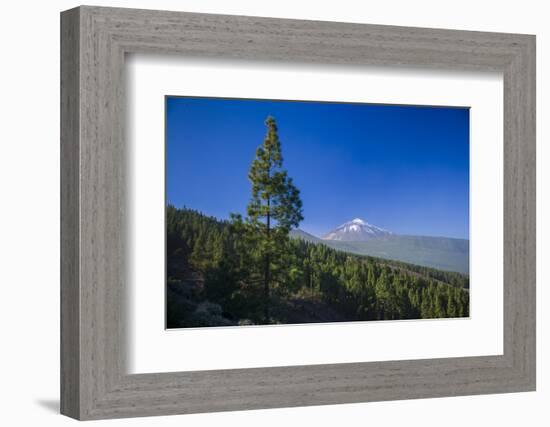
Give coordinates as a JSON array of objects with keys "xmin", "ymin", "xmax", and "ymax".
[{"xmin": 264, "ymin": 198, "xmax": 270, "ymax": 323}]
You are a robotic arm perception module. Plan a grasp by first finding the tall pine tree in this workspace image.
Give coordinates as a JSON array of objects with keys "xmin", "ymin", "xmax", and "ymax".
[{"xmin": 245, "ymin": 116, "xmax": 303, "ymax": 322}]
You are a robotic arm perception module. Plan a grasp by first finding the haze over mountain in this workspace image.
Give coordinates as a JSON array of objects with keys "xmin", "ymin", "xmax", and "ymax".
[{"xmin": 291, "ymin": 218, "xmax": 469, "ymax": 274}]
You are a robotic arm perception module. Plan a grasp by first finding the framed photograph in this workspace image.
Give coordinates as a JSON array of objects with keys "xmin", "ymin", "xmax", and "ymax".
[
  {"xmin": 164, "ymin": 97, "xmax": 471, "ymax": 330},
  {"xmin": 61, "ymin": 6, "xmax": 536, "ymax": 420}
]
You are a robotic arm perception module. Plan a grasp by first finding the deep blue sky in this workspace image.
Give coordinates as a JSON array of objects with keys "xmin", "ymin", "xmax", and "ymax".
[{"xmin": 166, "ymin": 97, "xmax": 469, "ymax": 239}]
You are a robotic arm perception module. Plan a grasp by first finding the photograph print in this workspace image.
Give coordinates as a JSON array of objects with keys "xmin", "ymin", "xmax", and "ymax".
[{"xmin": 166, "ymin": 96, "xmax": 470, "ymax": 329}]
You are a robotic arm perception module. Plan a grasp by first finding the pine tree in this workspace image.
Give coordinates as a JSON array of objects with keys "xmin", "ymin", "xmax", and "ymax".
[
  {"xmin": 375, "ymin": 268, "xmax": 390, "ymax": 319},
  {"xmin": 446, "ymin": 287, "xmax": 457, "ymax": 317},
  {"xmin": 245, "ymin": 116, "xmax": 303, "ymax": 322}
]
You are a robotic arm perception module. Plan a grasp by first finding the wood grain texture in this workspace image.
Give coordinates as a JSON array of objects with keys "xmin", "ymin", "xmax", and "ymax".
[
  {"xmin": 60, "ymin": 5, "xmax": 536, "ymax": 420},
  {"xmin": 60, "ymin": 7, "xmax": 80, "ymax": 419}
]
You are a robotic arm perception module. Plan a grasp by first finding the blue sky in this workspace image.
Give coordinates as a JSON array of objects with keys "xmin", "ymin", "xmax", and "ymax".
[{"xmin": 166, "ymin": 97, "xmax": 469, "ymax": 239}]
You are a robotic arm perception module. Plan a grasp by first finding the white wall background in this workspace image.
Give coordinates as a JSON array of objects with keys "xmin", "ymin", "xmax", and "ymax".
[{"xmin": 0, "ymin": 0, "xmax": 546, "ymax": 425}]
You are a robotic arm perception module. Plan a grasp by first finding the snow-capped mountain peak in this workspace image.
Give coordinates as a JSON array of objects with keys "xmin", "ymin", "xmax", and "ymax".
[{"xmin": 322, "ymin": 218, "xmax": 392, "ymax": 241}]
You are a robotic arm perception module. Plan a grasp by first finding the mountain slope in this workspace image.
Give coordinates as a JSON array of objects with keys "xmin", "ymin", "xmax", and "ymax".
[
  {"xmin": 324, "ymin": 235, "xmax": 469, "ymax": 274},
  {"xmin": 322, "ymin": 218, "xmax": 392, "ymax": 241},
  {"xmin": 289, "ymin": 228, "xmax": 322, "ymax": 243},
  {"xmin": 291, "ymin": 218, "xmax": 469, "ymax": 274}
]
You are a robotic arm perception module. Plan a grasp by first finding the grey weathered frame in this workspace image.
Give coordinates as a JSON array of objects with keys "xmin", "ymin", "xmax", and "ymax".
[{"xmin": 60, "ymin": 5, "xmax": 536, "ymax": 420}]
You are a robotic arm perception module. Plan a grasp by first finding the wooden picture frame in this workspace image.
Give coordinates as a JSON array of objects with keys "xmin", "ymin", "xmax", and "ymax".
[{"xmin": 60, "ymin": 5, "xmax": 536, "ymax": 420}]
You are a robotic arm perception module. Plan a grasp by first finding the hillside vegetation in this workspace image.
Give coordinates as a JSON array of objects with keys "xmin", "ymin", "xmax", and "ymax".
[{"xmin": 167, "ymin": 206, "xmax": 470, "ymax": 328}]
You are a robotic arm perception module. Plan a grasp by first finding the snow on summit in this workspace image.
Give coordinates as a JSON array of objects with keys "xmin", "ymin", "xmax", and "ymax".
[{"xmin": 322, "ymin": 218, "xmax": 392, "ymax": 241}]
